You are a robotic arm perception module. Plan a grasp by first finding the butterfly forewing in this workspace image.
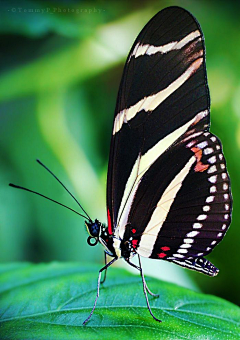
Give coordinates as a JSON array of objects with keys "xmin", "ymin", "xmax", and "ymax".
[
  {"xmin": 106, "ymin": 6, "xmax": 232, "ymax": 274},
  {"xmin": 107, "ymin": 7, "xmax": 209, "ymax": 232}
]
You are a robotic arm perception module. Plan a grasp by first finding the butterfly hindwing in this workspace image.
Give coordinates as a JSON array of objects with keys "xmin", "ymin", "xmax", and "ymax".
[
  {"xmin": 118, "ymin": 130, "xmax": 231, "ymax": 276},
  {"xmin": 136, "ymin": 132, "xmax": 231, "ymax": 254}
]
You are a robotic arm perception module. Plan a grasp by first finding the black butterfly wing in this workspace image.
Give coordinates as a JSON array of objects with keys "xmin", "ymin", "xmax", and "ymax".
[
  {"xmin": 107, "ymin": 6, "xmax": 209, "ymax": 233},
  {"xmin": 129, "ymin": 131, "xmax": 231, "ymax": 276},
  {"xmin": 106, "ymin": 6, "xmax": 232, "ymax": 275}
]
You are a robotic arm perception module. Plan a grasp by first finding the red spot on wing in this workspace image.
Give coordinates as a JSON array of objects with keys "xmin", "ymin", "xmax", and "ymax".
[
  {"xmin": 195, "ymin": 162, "xmax": 209, "ymax": 172},
  {"xmin": 161, "ymin": 246, "xmax": 170, "ymax": 251},
  {"xmin": 191, "ymin": 147, "xmax": 209, "ymax": 172},
  {"xmin": 157, "ymin": 252, "xmax": 167, "ymax": 258},
  {"xmin": 132, "ymin": 229, "xmax": 136, "ymax": 234},
  {"xmin": 107, "ymin": 208, "xmax": 113, "ymax": 235},
  {"xmin": 132, "ymin": 239, "xmax": 138, "ymax": 248},
  {"xmin": 191, "ymin": 147, "xmax": 202, "ymax": 162}
]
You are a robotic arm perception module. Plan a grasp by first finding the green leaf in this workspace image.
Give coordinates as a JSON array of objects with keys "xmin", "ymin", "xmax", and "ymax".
[{"xmin": 0, "ymin": 262, "xmax": 239, "ymax": 340}]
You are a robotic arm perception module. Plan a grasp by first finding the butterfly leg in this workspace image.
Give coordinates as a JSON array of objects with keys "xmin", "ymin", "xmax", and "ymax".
[
  {"xmin": 146, "ymin": 283, "xmax": 159, "ymax": 298},
  {"xmin": 125, "ymin": 258, "xmax": 159, "ymax": 297},
  {"xmin": 143, "ymin": 274, "xmax": 159, "ymax": 298},
  {"xmin": 83, "ymin": 257, "xmax": 117, "ymax": 325},
  {"xmin": 125, "ymin": 256, "xmax": 161, "ymax": 322},
  {"xmin": 100, "ymin": 252, "xmax": 107, "ymax": 284}
]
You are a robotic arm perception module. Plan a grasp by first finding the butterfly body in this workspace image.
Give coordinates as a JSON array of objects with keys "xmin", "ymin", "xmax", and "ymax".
[{"xmin": 86, "ymin": 219, "xmax": 135, "ymax": 260}]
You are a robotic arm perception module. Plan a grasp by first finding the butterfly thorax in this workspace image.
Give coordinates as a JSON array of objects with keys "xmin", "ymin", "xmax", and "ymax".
[
  {"xmin": 119, "ymin": 239, "xmax": 132, "ymax": 259},
  {"xmin": 118, "ymin": 224, "xmax": 136, "ymax": 260},
  {"xmin": 99, "ymin": 224, "xmax": 116, "ymax": 257}
]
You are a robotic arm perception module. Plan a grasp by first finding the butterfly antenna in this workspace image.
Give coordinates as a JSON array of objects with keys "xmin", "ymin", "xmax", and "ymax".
[
  {"xmin": 36, "ymin": 159, "xmax": 92, "ymax": 221},
  {"xmin": 9, "ymin": 183, "xmax": 89, "ymax": 220}
]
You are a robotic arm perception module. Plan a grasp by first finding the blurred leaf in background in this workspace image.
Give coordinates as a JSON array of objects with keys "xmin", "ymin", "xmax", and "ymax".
[{"xmin": 0, "ymin": 0, "xmax": 239, "ymax": 310}]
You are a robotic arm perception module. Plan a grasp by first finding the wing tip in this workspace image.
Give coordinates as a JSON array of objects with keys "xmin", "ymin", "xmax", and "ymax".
[{"xmin": 170, "ymin": 256, "xmax": 219, "ymax": 277}]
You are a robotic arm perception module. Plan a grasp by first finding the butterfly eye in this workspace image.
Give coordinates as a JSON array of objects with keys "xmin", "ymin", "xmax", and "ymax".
[{"xmin": 85, "ymin": 219, "xmax": 101, "ymax": 238}]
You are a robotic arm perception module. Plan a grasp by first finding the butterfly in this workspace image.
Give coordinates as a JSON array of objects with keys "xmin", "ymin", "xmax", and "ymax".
[{"xmin": 10, "ymin": 6, "xmax": 232, "ymax": 324}]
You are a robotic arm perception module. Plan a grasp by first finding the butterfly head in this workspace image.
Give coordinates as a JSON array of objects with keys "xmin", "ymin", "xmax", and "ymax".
[{"xmin": 85, "ymin": 219, "xmax": 102, "ymax": 246}]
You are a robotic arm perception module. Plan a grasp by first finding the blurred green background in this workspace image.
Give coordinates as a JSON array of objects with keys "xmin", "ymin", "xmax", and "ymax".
[{"xmin": 0, "ymin": 0, "xmax": 239, "ymax": 306}]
